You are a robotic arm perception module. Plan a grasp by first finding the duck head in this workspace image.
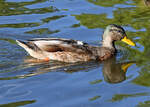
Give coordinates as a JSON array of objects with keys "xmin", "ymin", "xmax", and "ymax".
[{"xmin": 102, "ymin": 24, "xmax": 135, "ymax": 49}]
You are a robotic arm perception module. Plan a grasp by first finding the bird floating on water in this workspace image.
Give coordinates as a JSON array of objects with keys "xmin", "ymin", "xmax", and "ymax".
[{"xmin": 16, "ymin": 24, "xmax": 135, "ymax": 63}]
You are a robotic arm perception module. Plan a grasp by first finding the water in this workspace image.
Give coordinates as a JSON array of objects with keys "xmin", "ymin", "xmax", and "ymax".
[{"xmin": 0, "ymin": 0, "xmax": 150, "ymax": 107}]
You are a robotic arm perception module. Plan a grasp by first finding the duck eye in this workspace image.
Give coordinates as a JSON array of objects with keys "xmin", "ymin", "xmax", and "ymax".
[
  {"xmin": 118, "ymin": 30, "xmax": 122, "ymax": 33},
  {"xmin": 110, "ymin": 29, "xmax": 122, "ymax": 33}
]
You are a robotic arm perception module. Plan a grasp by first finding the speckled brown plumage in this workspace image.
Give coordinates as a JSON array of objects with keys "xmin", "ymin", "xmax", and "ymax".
[{"xmin": 16, "ymin": 24, "xmax": 135, "ymax": 63}]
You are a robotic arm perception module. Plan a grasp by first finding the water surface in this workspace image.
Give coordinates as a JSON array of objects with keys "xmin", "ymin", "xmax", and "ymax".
[{"xmin": 0, "ymin": 0, "xmax": 150, "ymax": 107}]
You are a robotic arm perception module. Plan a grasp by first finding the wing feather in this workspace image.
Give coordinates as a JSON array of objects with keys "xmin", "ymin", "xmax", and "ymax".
[{"xmin": 27, "ymin": 38, "xmax": 91, "ymax": 54}]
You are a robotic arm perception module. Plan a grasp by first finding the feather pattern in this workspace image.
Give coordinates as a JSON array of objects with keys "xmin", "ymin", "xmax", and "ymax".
[
  {"xmin": 16, "ymin": 38, "xmax": 115, "ymax": 62},
  {"xmin": 26, "ymin": 38, "xmax": 91, "ymax": 54},
  {"xmin": 16, "ymin": 24, "xmax": 134, "ymax": 62}
]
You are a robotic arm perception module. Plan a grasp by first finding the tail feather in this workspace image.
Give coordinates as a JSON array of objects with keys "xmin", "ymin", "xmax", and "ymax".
[{"xmin": 16, "ymin": 40, "xmax": 40, "ymax": 51}]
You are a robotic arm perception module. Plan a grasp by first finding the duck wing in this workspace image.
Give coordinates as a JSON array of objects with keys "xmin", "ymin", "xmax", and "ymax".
[{"xmin": 20, "ymin": 38, "xmax": 92, "ymax": 54}]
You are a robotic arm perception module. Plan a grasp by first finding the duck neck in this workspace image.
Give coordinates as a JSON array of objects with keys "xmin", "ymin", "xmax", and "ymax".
[{"xmin": 102, "ymin": 36, "xmax": 115, "ymax": 50}]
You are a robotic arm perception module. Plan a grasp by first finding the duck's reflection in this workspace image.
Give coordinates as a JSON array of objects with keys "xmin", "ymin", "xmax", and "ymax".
[
  {"xmin": 23, "ymin": 57, "xmax": 100, "ymax": 74},
  {"xmin": 22, "ymin": 56, "xmax": 134, "ymax": 84},
  {"xmin": 0, "ymin": 56, "xmax": 134, "ymax": 84},
  {"xmin": 102, "ymin": 57, "xmax": 134, "ymax": 84}
]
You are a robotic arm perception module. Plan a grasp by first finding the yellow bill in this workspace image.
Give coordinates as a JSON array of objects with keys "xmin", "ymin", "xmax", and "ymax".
[
  {"xmin": 121, "ymin": 62, "xmax": 134, "ymax": 72},
  {"xmin": 121, "ymin": 36, "xmax": 135, "ymax": 46}
]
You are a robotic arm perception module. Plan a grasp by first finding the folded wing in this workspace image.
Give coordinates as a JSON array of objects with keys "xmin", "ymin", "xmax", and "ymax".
[{"xmin": 26, "ymin": 38, "xmax": 92, "ymax": 54}]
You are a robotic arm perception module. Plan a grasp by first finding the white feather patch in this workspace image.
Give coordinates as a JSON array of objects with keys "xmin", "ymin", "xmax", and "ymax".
[
  {"xmin": 77, "ymin": 41, "xmax": 83, "ymax": 45},
  {"xmin": 34, "ymin": 40, "xmax": 62, "ymax": 46}
]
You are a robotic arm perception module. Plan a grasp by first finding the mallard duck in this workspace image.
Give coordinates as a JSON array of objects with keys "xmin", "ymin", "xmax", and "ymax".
[{"xmin": 16, "ymin": 24, "xmax": 135, "ymax": 63}]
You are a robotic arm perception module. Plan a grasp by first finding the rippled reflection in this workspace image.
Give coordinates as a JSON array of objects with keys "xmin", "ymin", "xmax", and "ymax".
[
  {"xmin": 0, "ymin": 0, "xmax": 58, "ymax": 16},
  {"xmin": 0, "ymin": 100, "xmax": 36, "ymax": 107},
  {"xmin": 109, "ymin": 92, "xmax": 148, "ymax": 102},
  {"xmin": 0, "ymin": 55, "xmax": 134, "ymax": 84},
  {"xmin": 102, "ymin": 57, "xmax": 134, "ymax": 84},
  {"xmin": 0, "ymin": 0, "xmax": 150, "ymax": 106}
]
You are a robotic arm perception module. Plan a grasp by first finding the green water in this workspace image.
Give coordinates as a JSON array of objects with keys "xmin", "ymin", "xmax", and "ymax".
[{"xmin": 0, "ymin": 0, "xmax": 150, "ymax": 107}]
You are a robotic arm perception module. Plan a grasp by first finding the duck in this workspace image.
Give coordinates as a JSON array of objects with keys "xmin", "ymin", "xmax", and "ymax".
[{"xmin": 16, "ymin": 24, "xmax": 135, "ymax": 63}]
